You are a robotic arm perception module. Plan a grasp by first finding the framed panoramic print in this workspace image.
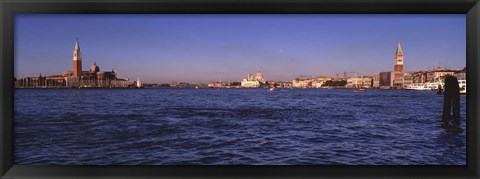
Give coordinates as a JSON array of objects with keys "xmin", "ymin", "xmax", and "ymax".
[{"xmin": 1, "ymin": 0, "xmax": 479, "ymax": 178}]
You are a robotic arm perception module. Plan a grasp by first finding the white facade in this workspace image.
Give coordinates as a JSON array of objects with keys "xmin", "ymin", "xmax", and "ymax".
[
  {"xmin": 346, "ymin": 76, "xmax": 372, "ymax": 88},
  {"xmin": 136, "ymin": 78, "xmax": 142, "ymax": 88},
  {"xmin": 433, "ymin": 71, "xmax": 455, "ymax": 83},
  {"xmin": 292, "ymin": 78, "xmax": 313, "ymax": 88},
  {"xmin": 241, "ymin": 79, "xmax": 260, "ymax": 88}
]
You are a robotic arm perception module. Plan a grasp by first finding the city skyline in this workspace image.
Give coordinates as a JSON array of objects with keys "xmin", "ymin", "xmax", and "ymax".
[{"xmin": 15, "ymin": 14, "xmax": 466, "ymax": 83}]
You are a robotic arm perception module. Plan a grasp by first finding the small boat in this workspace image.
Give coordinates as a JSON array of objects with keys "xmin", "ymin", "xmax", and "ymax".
[
  {"xmin": 355, "ymin": 88, "xmax": 366, "ymax": 92},
  {"xmin": 269, "ymin": 87, "xmax": 281, "ymax": 91},
  {"xmin": 195, "ymin": 86, "xmax": 199, "ymax": 89},
  {"xmin": 406, "ymin": 83, "xmax": 431, "ymax": 90}
]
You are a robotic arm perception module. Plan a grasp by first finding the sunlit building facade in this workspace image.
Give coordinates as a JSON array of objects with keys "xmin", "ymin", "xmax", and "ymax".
[{"xmin": 241, "ymin": 70, "xmax": 265, "ymax": 88}]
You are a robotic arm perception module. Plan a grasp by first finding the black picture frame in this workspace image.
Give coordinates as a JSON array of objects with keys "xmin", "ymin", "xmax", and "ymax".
[{"xmin": 1, "ymin": 0, "xmax": 479, "ymax": 178}]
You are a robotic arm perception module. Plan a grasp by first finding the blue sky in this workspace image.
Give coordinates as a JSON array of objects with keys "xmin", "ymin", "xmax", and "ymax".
[{"xmin": 15, "ymin": 14, "xmax": 465, "ymax": 83}]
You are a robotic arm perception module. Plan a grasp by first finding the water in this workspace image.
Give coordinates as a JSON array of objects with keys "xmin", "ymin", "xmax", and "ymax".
[{"xmin": 14, "ymin": 88, "xmax": 466, "ymax": 165}]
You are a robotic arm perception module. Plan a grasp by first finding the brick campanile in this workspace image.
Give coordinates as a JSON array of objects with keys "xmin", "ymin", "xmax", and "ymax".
[
  {"xmin": 73, "ymin": 37, "xmax": 83, "ymax": 77},
  {"xmin": 394, "ymin": 41, "xmax": 404, "ymax": 72}
]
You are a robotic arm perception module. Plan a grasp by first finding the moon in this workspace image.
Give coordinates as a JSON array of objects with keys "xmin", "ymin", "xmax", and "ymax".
[{"xmin": 279, "ymin": 50, "xmax": 284, "ymax": 53}]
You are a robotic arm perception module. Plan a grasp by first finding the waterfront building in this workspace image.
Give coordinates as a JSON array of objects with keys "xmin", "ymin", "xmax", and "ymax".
[
  {"xmin": 247, "ymin": 73, "xmax": 254, "ymax": 81},
  {"xmin": 241, "ymin": 70, "xmax": 265, "ymax": 88},
  {"xmin": 208, "ymin": 82, "xmax": 227, "ymax": 88},
  {"xmin": 314, "ymin": 76, "xmax": 333, "ymax": 82},
  {"xmin": 417, "ymin": 65, "xmax": 457, "ymax": 84},
  {"xmin": 372, "ymin": 73, "xmax": 380, "ymax": 88},
  {"xmin": 136, "ymin": 78, "xmax": 142, "ymax": 88},
  {"xmin": 267, "ymin": 81, "xmax": 293, "ymax": 88},
  {"xmin": 425, "ymin": 71, "xmax": 435, "ymax": 83},
  {"xmin": 379, "ymin": 71, "xmax": 403, "ymax": 88},
  {"xmin": 292, "ymin": 76, "xmax": 331, "ymax": 88},
  {"xmin": 208, "ymin": 81, "xmax": 240, "ymax": 88},
  {"xmin": 241, "ymin": 79, "xmax": 260, "ymax": 88},
  {"xmin": 272, "ymin": 81, "xmax": 293, "ymax": 88},
  {"xmin": 292, "ymin": 78, "xmax": 314, "ymax": 88},
  {"xmin": 454, "ymin": 67, "xmax": 466, "ymax": 80},
  {"xmin": 376, "ymin": 42, "xmax": 406, "ymax": 88},
  {"xmin": 392, "ymin": 72, "xmax": 413, "ymax": 88},
  {"xmin": 433, "ymin": 70, "xmax": 456, "ymax": 83},
  {"xmin": 402, "ymin": 72, "xmax": 414, "ymax": 87},
  {"xmin": 412, "ymin": 71, "xmax": 428, "ymax": 84},
  {"xmin": 346, "ymin": 76, "xmax": 372, "ymax": 88},
  {"xmin": 15, "ymin": 38, "xmax": 133, "ymax": 88}
]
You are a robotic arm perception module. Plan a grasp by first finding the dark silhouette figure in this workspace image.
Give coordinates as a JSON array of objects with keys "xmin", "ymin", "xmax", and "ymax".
[
  {"xmin": 442, "ymin": 75, "xmax": 461, "ymax": 128},
  {"xmin": 437, "ymin": 84, "xmax": 443, "ymax": 95}
]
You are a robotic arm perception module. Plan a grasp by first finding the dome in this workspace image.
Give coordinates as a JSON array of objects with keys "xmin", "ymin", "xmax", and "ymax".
[
  {"xmin": 255, "ymin": 70, "xmax": 264, "ymax": 81},
  {"xmin": 90, "ymin": 62, "xmax": 100, "ymax": 73}
]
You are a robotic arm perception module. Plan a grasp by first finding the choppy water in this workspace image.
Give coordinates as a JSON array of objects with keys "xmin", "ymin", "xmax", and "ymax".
[{"xmin": 14, "ymin": 88, "xmax": 466, "ymax": 165}]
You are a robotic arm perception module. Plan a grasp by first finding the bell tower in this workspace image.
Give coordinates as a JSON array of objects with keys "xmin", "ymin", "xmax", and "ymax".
[
  {"xmin": 73, "ymin": 37, "xmax": 83, "ymax": 77},
  {"xmin": 394, "ymin": 41, "xmax": 404, "ymax": 72}
]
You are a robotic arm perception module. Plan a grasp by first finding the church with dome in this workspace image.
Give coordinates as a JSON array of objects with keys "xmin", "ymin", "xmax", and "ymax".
[{"xmin": 15, "ymin": 38, "xmax": 135, "ymax": 88}]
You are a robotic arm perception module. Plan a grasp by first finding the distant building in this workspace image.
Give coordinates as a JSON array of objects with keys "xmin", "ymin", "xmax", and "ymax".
[
  {"xmin": 379, "ymin": 71, "xmax": 403, "ymax": 88},
  {"xmin": 346, "ymin": 76, "xmax": 372, "ymax": 88},
  {"xmin": 241, "ymin": 70, "xmax": 265, "ymax": 88},
  {"xmin": 432, "ymin": 69, "xmax": 456, "ymax": 83},
  {"xmin": 376, "ymin": 42, "xmax": 406, "ymax": 88},
  {"xmin": 73, "ymin": 37, "xmax": 82, "ymax": 77},
  {"xmin": 208, "ymin": 81, "xmax": 240, "ymax": 88},
  {"xmin": 411, "ymin": 71, "xmax": 428, "ymax": 84},
  {"xmin": 454, "ymin": 67, "xmax": 466, "ymax": 80},
  {"xmin": 270, "ymin": 81, "xmax": 293, "ymax": 88},
  {"xmin": 402, "ymin": 72, "xmax": 414, "ymax": 88},
  {"xmin": 394, "ymin": 41, "xmax": 404, "ymax": 72},
  {"xmin": 292, "ymin": 78, "xmax": 313, "ymax": 88},
  {"xmin": 254, "ymin": 70, "xmax": 265, "ymax": 83},
  {"xmin": 240, "ymin": 80, "xmax": 260, "ymax": 88},
  {"xmin": 314, "ymin": 76, "xmax": 333, "ymax": 82},
  {"xmin": 405, "ymin": 66, "xmax": 464, "ymax": 90},
  {"xmin": 15, "ymin": 38, "xmax": 133, "ymax": 88},
  {"xmin": 136, "ymin": 78, "xmax": 142, "ymax": 88},
  {"xmin": 292, "ymin": 76, "xmax": 332, "ymax": 88},
  {"xmin": 372, "ymin": 73, "xmax": 380, "ymax": 88}
]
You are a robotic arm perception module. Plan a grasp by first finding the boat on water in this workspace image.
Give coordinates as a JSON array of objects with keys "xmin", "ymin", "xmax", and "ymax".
[
  {"xmin": 406, "ymin": 80, "xmax": 466, "ymax": 95},
  {"xmin": 354, "ymin": 88, "xmax": 366, "ymax": 92},
  {"xmin": 406, "ymin": 83, "xmax": 437, "ymax": 90},
  {"xmin": 406, "ymin": 83, "xmax": 429, "ymax": 90},
  {"xmin": 269, "ymin": 86, "xmax": 281, "ymax": 91}
]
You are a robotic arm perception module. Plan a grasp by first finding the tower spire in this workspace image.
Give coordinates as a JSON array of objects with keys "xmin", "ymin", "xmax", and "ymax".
[
  {"xmin": 75, "ymin": 37, "xmax": 80, "ymax": 50},
  {"xmin": 73, "ymin": 37, "xmax": 83, "ymax": 77},
  {"xmin": 396, "ymin": 41, "xmax": 402, "ymax": 54},
  {"xmin": 393, "ymin": 41, "xmax": 404, "ymax": 72}
]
